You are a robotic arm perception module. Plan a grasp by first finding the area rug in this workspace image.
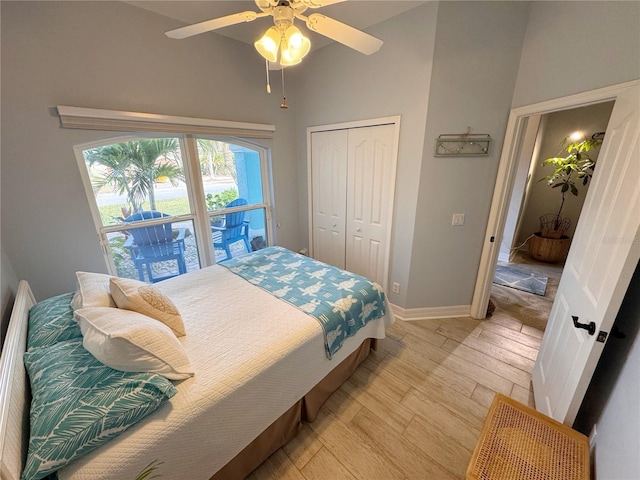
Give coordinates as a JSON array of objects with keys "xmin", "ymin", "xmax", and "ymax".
[{"xmin": 493, "ymin": 263, "xmax": 549, "ymax": 296}]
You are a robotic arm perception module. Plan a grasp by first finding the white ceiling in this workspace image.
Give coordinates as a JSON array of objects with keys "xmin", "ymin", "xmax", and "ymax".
[{"xmin": 123, "ymin": 1, "xmax": 427, "ymax": 52}]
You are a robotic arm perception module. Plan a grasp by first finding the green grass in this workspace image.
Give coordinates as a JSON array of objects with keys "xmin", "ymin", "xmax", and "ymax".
[{"xmin": 99, "ymin": 198, "xmax": 191, "ymax": 225}]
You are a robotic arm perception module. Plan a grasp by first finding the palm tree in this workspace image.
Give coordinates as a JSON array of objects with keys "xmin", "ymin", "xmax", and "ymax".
[
  {"xmin": 86, "ymin": 138, "xmax": 183, "ymax": 212},
  {"xmin": 128, "ymin": 138, "xmax": 183, "ymax": 210},
  {"xmin": 84, "ymin": 143, "xmax": 135, "ymax": 205},
  {"xmin": 197, "ymin": 139, "xmax": 237, "ymax": 183}
]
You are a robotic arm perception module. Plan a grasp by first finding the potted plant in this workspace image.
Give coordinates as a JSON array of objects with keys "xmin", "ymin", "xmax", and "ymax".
[{"xmin": 529, "ymin": 133, "xmax": 603, "ymax": 262}]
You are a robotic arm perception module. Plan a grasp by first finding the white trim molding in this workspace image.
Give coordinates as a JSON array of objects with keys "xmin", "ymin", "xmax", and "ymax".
[
  {"xmin": 57, "ymin": 106, "xmax": 275, "ymax": 139},
  {"xmin": 389, "ymin": 302, "xmax": 471, "ymax": 321}
]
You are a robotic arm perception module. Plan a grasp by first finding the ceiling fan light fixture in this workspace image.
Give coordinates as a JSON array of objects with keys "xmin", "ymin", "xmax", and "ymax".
[
  {"xmin": 254, "ymin": 26, "xmax": 281, "ymax": 63},
  {"xmin": 279, "ymin": 25, "xmax": 310, "ymax": 66}
]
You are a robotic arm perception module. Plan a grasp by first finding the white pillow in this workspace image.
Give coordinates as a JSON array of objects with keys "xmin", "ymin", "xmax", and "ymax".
[
  {"xmin": 109, "ymin": 277, "xmax": 186, "ymax": 337},
  {"xmin": 70, "ymin": 272, "xmax": 116, "ymax": 310},
  {"xmin": 74, "ymin": 307, "xmax": 194, "ymax": 381}
]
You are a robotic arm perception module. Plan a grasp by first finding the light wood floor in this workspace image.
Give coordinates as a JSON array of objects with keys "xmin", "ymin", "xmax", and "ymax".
[{"xmin": 248, "ymin": 310, "xmax": 542, "ymax": 480}]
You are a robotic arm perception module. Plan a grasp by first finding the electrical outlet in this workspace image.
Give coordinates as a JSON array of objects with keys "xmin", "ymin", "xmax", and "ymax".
[{"xmin": 392, "ymin": 282, "xmax": 400, "ymax": 294}]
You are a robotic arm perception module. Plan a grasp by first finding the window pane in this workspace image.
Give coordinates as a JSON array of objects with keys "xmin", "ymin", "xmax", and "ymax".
[
  {"xmin": 107, "ymin": 218, "xmax": 200, "ymax": 282},
  {"xmin": 83, "ymin": 137, "xmax": 190, "ymax": 226},
  {"xmin": 212, "ymin": 207, "xmax": 268, "ymax": 262},
  {"xmin": 197, "ymin": 139, "xmax": 264, "ymax": 212}
]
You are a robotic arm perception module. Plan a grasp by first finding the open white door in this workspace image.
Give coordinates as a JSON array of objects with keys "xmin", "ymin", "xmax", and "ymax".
[{"xmin": 532, "ymin": 81, "xmax": 640, "ymax": 425}]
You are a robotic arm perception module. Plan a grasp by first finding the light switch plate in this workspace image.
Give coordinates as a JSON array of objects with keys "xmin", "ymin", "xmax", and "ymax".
[{"xmin": 452, "ymin": 213, "xmax": 465, "ymax": 226}]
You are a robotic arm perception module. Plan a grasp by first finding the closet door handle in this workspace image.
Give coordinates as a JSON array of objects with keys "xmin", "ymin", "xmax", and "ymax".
[
  {"xmin": 356, "ymin": 228, "xmax": 362, "ymax": 232},
  {"xmin": 332, "ymin": 223, "xmax": 337, "ymax": 227}
]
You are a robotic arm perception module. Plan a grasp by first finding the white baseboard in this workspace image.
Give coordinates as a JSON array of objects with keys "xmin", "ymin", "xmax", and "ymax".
[{"xmin": 389, "ymin": 303, "xmax": 471, "ymax": 321}]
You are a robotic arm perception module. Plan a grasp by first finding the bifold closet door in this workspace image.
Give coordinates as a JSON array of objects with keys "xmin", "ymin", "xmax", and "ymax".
[
  {"xmin": 345, "ymin": 124, "xmax": 395, "ymax": 283},
  {"xmin": 310, "ymin": 129, "xmax": 348, "ymax": 269}
]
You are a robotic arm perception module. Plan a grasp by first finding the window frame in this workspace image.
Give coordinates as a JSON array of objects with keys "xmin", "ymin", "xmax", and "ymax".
[{"xmin": 70, "ymin": 113, "xmax": 275, "ymax": 277}]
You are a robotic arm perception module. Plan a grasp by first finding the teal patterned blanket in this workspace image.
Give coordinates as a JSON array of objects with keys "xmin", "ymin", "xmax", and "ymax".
[{"xmin": 220, "ymin": 247, "xmax": 387, "ymax": 359}]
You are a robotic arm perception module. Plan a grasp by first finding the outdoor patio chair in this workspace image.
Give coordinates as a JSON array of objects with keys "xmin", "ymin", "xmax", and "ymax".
[
  {"xmin": 212, "ymin": 198, "xmax": 251, "ymax": 261},
  {"xmin": 123, "ymin": 210, "xmax": 187, "ymax": 283}
]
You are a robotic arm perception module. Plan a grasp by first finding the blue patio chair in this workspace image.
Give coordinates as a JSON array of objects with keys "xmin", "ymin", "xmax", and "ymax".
[
  {"xmin": 212, "ymin": 198, "xmax": 251, "ymax": 261},
  {"xmin": 123, "ymin": 211, "xmax": 187, "ymax": 283}
]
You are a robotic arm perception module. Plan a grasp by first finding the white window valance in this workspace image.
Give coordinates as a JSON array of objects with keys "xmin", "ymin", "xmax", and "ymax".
[{"xmin": 57, "ymin": 106, "xmax": 275, "ymax": 139}]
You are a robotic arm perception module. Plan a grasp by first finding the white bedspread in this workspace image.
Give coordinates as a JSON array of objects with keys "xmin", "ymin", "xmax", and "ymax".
[{"xmin": 58, "ymin": 265, "xmax": 392, "ymax": 479}]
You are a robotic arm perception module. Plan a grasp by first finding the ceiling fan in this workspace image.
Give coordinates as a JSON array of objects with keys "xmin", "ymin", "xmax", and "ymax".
[{"xmin": 165, "ymin": 0, "xmax": 384, "ymax": 67}]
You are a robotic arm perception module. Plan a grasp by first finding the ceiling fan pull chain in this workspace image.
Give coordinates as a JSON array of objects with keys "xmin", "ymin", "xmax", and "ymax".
[
  {"xmin": 280, "ymin": 67, "xmax": 288, "ymax": 109},
  {"xmin": 265, "ymin": 59, "xmax": 271, "ymax": 94}
]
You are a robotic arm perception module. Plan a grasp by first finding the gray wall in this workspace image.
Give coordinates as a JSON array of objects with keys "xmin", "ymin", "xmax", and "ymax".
[
  {"xmin": 1, "ymin": 1, "xmax": 300, "ymax": 300},
  {"xmin": 405, "ymin": 1, "xmax": 530, "ymax": 308},
  {"xmin": 513, "ymin": 1, "xmax": 640, "ymax": 108}
]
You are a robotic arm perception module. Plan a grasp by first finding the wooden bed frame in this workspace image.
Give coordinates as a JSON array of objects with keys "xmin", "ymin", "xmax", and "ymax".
[{"xmin": 0, "ymin": 280, "xmax": 375, "ymax": 480}]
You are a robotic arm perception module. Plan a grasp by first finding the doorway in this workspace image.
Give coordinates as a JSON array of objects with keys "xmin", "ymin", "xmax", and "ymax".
[
  {"xmin": 470, "ymin": 81, "xmax": 638, "ymax": 322},
  {"xmin": 471, "ymin": 79, "xmax": 640, "ymax": 423},
  {"xmin": 489, "ymin": 102, "xmax": 614, "ymax": 332}
]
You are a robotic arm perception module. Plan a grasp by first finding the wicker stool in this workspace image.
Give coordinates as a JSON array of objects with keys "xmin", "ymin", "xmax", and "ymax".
[{"xmin": 466, "ymin": 394, "xmax": 589, "ymax": 480}]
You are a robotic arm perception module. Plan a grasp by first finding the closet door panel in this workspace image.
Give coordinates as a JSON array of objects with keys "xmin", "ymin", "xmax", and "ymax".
[
  {"xmin": 311, "ymin": 129, "xmax": 348, "ymax": 268},
  {"xmin": 345, "ymin": 124, "xmax": 395, "ymax": 284}
]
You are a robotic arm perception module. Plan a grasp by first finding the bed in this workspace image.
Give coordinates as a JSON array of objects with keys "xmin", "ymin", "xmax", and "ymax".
[{"xmin": 0, "ymin": 247, "xmax": 393, "ymax": 480}]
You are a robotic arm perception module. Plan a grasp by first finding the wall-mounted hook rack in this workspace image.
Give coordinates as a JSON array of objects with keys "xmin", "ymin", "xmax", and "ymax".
[{"xmin": 435, "ymin": 128, "xmax": 491, "ymax": 157}]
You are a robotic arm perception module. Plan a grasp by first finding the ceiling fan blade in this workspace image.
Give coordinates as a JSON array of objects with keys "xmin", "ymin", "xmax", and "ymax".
[
  {"xmin": 298, "ymin": 0, "xmax": 347, "ymax": 8},
  {"xmin": 165, "ymin": 11, "xmax": 259, "ymax": 39},
  {"xmin": 305, "ymin": 13, "xmax": 383, "ymax": 55}
]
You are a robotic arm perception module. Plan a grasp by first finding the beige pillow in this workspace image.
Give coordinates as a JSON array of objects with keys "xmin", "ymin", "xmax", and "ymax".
[
  {"xmin": 109, "ymin": 277, "xmax": 186, "ymax": 337},
  {"xmin": 70, "ymin": 272, "xmax": 116, "ymax": 310},
  {"xmin": 75, "ymin": 307, "xmax": 194, "ymax": 381}
]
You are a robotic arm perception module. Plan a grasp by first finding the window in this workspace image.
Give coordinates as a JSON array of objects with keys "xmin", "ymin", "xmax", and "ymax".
[{"xmin": 75, "ymin": 134, "xmax": 272, "ymax": 282}]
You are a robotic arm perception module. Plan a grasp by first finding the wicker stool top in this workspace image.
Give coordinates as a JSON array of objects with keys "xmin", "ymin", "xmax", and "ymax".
[{"xmin": 467, "ymin": 394, "xmax": 589, "ymax": 480}]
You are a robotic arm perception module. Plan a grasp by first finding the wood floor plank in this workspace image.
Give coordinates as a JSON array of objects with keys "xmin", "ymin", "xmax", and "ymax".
[
  {"xmin": 385, "ymin": 321, "xmax": 407, "ymax": 341},
  {"xmin": 349, "ymin": 407, "xmax": 458, "ymax": 480},
  {"xmin": 300, "ymin": 447, "xmax": 357, "ymax": 480},
  {"xmin": 435, "ymin": 321, "xmax": 482, "ymax": 343},
  {"xmin": 402, "ymin": 333, "xmax": 514, "ymax": 395},
  {"xmin": 282, "ymin": 423, "xmax": 323, "ymax": 470},
  {"xmin": 251, "ymin": 304, "xmax": 545, "ymax": 480},
  {"xmin": 399, "ymin": 390, "xmax": 481, "ymax": 451},
  {"xmin": 521, "ymin": 324, "xmax": 544, "ymax": 339},
  {"xmin": 309, "ymin": 406, "xmax": 405, "ymax": 480},
  {"xmin": 251, "ymin": 449, "xmax": 308, "ymax": 480},
  {"xmin": 390, "ymin": 319, "xmax": 449, "ymax": 347},
  {"xmin": 400, "ymin": 384, "xmax": 488, "ymax": 431},
  {"xmin": 511, "ymin": 383, "xmax": 536, "ymax": 408},
  {"xmin": 393, "ymin": 317, "xmax": 444, "ymax": 333},
  {"xmin": 385, "ymin": 342, "xmax": 478, "ymax": 397},
  {"xmin": 471, "ymin": 383, "xmax": 498, "ymax": 409},
  {"xmin": 481, "ymin": 320, "xmax": 543, "ymax": 349},
  {"xmin": 351, "ymin": 357, "xmax": 412, "ymax": 403},
  {"xmin": 460, "ymin": 333, "xmax": 536, "ymax": 373},
  {"xmin": 478, "ymin": 329, "xmax": 540, "ymax": 361},
  {"xmin": 441, "ymin": 338, "xmax": 532, "ymax": 388},
  {"xmin": 340, "ymin": 378, "xmax": 414, "ymax": 434},
  {"xmin": 403, "ymin": 413, "xmax": 474, "ymax": 479},
  {"xmin": 322, "ymin": 385, "xmax": 363, "ymax": 424},
  {"xmin": 484, "ymin": 312, "xmax": 524, "ymax": 332}
]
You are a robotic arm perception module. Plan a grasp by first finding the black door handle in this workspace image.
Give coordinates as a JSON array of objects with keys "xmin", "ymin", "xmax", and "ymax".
[{"xmin": 572, "ymin": 315, "xmax": 595, "ymax": 336}]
